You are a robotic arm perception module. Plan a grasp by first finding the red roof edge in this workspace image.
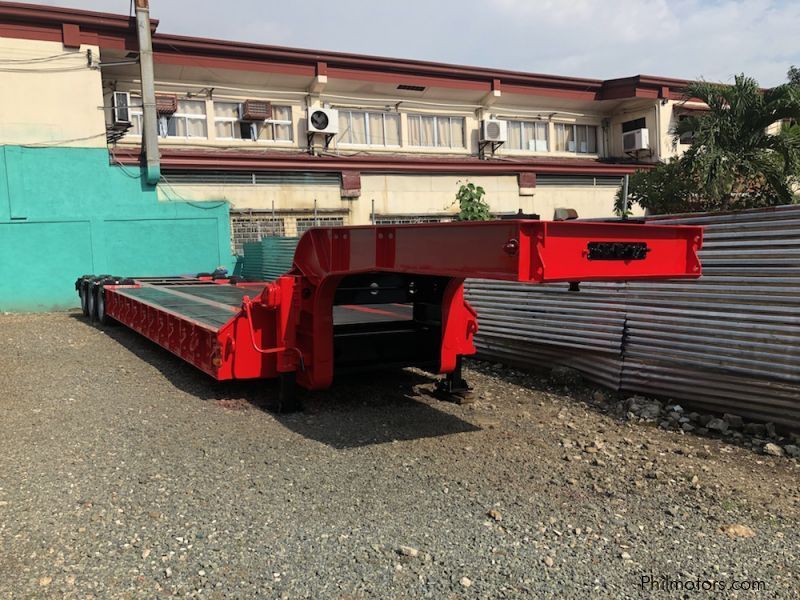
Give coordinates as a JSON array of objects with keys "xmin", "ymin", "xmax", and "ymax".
[
  {"xmin": 0, "ymin": 1, "xmax": 154, "ymax": 31},
  {"xmin": 0, "ymin": 2, "xmax": 698, "ymax": 100},
  {"xmin": 112, "ymin": 148, "xmax": 652, "ymax": 176}
]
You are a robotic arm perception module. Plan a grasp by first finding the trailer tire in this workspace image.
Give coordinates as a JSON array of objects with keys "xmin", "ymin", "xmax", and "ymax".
[
  {"xmin": 95, "ymin": 286, "xmax": 115, "ymax": 326},
  {"xmin": 87, "ymin": 283, "xmax": 98, "ymax": 322},
  {"xmin": 79, "ymin": 282, "xmax": 90, "ymax": 317}
]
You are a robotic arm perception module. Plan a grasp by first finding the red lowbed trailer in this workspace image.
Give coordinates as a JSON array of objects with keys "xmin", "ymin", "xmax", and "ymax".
[{"xmin": 76, "ymin": 220, "xmax": 702, "ymax": 410}]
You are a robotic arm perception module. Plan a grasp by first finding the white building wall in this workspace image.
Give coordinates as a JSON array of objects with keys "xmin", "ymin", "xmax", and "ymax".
[{"xmin": 0, "ymin": 37, "xmax": 106, "ymax": 148}]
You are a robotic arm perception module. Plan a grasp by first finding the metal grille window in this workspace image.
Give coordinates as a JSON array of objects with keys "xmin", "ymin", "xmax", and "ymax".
[
  {"xmin": 374, "ymin": 215, "xmax": 451, "ymax": 225},
  {"xmin": 407, "ymin": 114, "xmax": 465, "ymax": 148},
  {"xmin": 296, "ymin": 216, "xmax": 345, "ymax": 235},
  {"xmin": 337, "ymin": 110, "xmax": 400, "ymax": 146},
  {"xmin": 230, "ymin": 212, "xmax": 285, "ymax": 255},
  {"xmin": 555, "ymin": 123, "xmax": 597, "ymax": 154},
  {"xmin": 159, "ymin": 99, "xmax": 208, "ymax": 138},
  {"xmin": 214, "ymin": 102, "xmax": 293, "ymax": 142},
  {"xmin": 506, "ymin": 120, "xmax": 548, "ymax": 151}
]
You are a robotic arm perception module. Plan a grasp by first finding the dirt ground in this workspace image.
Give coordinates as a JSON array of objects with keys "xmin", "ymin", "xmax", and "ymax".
[{"xmin": 1, "ymin": 312, "xmax": 797, "ymax": 598}]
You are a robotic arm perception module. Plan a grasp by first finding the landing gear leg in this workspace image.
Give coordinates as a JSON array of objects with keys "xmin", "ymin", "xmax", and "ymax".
[
  {"xmin": 276, "ymin": 372, "xmax": 303, "ymax": 413},
  {"xmin": 435, "ymin": 356, "xmax": 474, "ymax": 404}
]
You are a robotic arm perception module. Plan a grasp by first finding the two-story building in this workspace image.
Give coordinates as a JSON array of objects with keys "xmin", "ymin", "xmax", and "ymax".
[{"xmin": 0, "ymin": 1, "xmax": 705, "ymax": 309}]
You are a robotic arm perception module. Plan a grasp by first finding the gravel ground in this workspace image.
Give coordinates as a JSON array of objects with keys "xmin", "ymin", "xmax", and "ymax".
[{"xmin": 1, "ymin": 312, "xmax": 798, "ymax": 599}]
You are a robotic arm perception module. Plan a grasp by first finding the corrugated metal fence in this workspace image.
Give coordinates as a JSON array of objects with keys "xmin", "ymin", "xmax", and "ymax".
[{"xmin": 466, "ymin": 205, "xmax": 800, "ymax": 428}]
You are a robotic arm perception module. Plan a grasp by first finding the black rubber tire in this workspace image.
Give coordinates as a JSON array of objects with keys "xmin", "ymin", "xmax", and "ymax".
[
  {"xmin": 95, "ymin": 286, "xmax": 115, "ymax": 326},
  {"xmin": 87, "ymin": 283, "xmax": 98, "ymax": 322},
  {"xmin": 79, "ymin": 282, "xmax": 90, "ymax": 317}
]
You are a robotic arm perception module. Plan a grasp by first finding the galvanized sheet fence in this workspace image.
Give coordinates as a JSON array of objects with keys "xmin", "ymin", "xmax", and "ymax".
[{"xmin": 465, "ymin": 205, "xmax": 800, "ymax": 428}]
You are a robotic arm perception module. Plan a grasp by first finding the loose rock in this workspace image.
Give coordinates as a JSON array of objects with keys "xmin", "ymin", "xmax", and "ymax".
[
  {"xmin": 763, "ymin": 443, "xmax": 784, "ymax": 457},
  {"xmin": 719, "ymin": 524, "xmax": 756, "ymax": 539},
  {"xmin": 706, "ymin": 418, "xmax": 728, "ymax": 433}
]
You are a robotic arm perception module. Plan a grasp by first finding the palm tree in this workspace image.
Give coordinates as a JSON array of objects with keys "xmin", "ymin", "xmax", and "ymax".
[{"xmin": 674, "ymin": 75, "xmax": 800, "ymax": 208}]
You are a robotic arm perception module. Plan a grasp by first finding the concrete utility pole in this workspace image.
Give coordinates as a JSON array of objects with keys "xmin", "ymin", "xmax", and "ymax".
[{"xmin": 134, "ymin": 0, "xmax": 160, "ymax": 185}]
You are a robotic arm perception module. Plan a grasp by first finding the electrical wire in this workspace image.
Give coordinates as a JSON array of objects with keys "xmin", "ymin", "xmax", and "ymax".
[
  {"xmin": 158, "ymin": 172, "xmax": 228, "ymax": 209},
  {"xmin": 0, "ymin": 52, "xmax": 84, "ymax": 64},
  {"xmin": 109, "ymin": 148, "xmax": 144, "ymax": 179},
  {"xmin": 17, "ymin": 132, "xmax": 108, "ymax": 147},
  {"xmin": 109, "ymin": 149, "xmax": 230, "ymax": 209},
  {"xmin": 0, "ymin": 65, "xmax": 90, "ymax": 73}
]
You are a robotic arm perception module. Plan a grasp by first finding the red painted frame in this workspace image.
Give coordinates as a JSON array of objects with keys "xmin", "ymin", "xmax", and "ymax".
[{"xmin": 103, "ymin": 220, "xmax": 702, "ymax": 391}]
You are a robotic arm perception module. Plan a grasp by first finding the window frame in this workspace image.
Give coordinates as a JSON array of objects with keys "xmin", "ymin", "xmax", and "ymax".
[
  {"xmin": 554, "ymin": 123, "xmax": 599, "ymax": 154},
  {"xmin": 406, "ymin": 113, "xmax": 466, "ymax": 149},
  {"xmin": 158, "ymin": 99, "xmax": 208, "ymax": 139},
  {"xmin": 213, "ymin": 101, "xmax": 294, "ymax": 143},
  {"xmin": 337, "ymin": 109, "xmax": 401, "ymax": 147},
  {"xmin": 505, "ymin": 119, "xmax": 549, "ymax": 152}
]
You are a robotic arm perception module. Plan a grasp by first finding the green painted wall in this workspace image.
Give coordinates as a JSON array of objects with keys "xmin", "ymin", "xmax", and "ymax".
[{"xmin": 0, "ymin": 146, "xmax": 231, "ymax": 311}]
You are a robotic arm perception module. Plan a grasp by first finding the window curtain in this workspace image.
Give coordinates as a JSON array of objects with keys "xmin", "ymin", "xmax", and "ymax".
[
  {"xmin": 351, "ymin": 112, "xmax": 367, "ymax": 144},
  {"xmin": 436, "ymin": 117, "xmax": 450, "ymax": 147},
  {"xmin": 408, "ymin": 115, "xmax": 422, "ymax": 145},
  {"xmin": 338, "ymin": 112, "xmax": 351, "ymax": 144},
  {"xmin": 507, "ymin": 121, "xmax": 522, "ymax": 150},
  {"xmin": 451, "ymin": 118, "xmax": 465, "ymax": 147},
  {"xmin": 420, "ymin": 115, "xmax": 435, "ymax": 146},
  {"xmin": 555, "ymin": 124, "xmax": 575, "ymax": 152},
  {"xmin": 369, "ymin": 113, "xmax": 385, "ymax": 145},
  {"xmin": 385, "ymin": 113, "xmax": 400, "ymax": 145}
]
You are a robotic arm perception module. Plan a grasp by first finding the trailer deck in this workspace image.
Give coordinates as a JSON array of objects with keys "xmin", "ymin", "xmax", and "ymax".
[{"xmin": 77, "ymin": 219, "xmax": 704, "ymax": 410}]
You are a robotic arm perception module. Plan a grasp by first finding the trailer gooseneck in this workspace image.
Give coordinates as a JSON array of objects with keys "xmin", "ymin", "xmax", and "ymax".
[{"xmin": 76, "ymin": 220, "xmax": 703, "ymax": 410}]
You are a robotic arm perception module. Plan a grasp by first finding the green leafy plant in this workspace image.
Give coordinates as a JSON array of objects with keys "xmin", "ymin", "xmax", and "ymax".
[
  {"xmin": 455, "ymin": 182, "xmax": 492, "ymax": 221},
  {"xmin": 617, "ymin": 74, "xmax": 800, "ymax": 215}
]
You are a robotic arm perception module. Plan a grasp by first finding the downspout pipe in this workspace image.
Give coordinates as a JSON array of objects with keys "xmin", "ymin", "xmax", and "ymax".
[{"xmin": 135, "ymin": 0, "xmax": 160, "ymax": 185}]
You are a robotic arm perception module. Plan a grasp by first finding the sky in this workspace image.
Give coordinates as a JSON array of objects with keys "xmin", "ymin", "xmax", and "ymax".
[{"xmin": 15, "ymin": 0, "xmax": 800, "ymax": 86}]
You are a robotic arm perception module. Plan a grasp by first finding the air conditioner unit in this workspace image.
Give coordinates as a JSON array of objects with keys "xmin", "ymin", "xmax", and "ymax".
[
  {"xmin": 622, "ymin": 128, "xmax": 649, "ymax": 152},
  {"xmin": 155, "ymin": 94, "xmax": 178, "ymax": 115},
  {"xmin": 112, "ymin": 91, "xmax": 131, "ymax": 124},
  {"xmin": 480, "ymin": 119, "xmax": 507, "ymax": 143},
  {"xmin": 307, "ymin": 108, "xmax": 339, "ymax": 134},
  {"xmin": 240, "ymin": 99, "xmax": 272, "ymax": 121}
]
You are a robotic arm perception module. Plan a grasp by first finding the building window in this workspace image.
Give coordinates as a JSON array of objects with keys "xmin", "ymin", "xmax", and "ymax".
[
  {"xmin": 296, "ymin": 216, "xmax": 345, "ymax": 235},
  {"xmin": 677, "ymin": 114, "xmax": 694, "ymax": 145},
  {"xmin": 214, "ymin": 102, "xmax": 293, "ymax": 142},
  {"xmin": 407, "ymin": 114, "xmax": 465, "ymax": 148},
  {"xmin": 126, "ymin": 95, "xmax": 144, "ymax": 136},
  {"xmin": 337, "ymin": 110, "xmax": 400, "ymax": 146},
  {"xmin": 506, "ymin": 120, "xmax": 548, "ymax": 151},
  {"xmin": 555, "ymin": 123, "xmax": 597, "ymax": 154},
  {"xmin": 159, "ymin": 99, "xmax": 208, "ymax": 138},
  {"xmin": 622, "ymin": 117, "xmax": 646, "ymax": 133}
]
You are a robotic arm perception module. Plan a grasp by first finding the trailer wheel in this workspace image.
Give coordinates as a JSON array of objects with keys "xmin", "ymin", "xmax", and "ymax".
[
  {"xmin": 79, "ymin": 282, "xmax": 90, "ymax": 317},
  {"xmin": 87, "ymin": 283, "xmax": 98, "ymax": 322},
  {"xmin": 95, "ymin": 286, "xmax": 115, "ymax": 326}
]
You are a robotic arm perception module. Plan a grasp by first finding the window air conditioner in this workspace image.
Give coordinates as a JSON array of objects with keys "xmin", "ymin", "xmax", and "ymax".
[
  {"xmin": 240, "ymin": 100, "xmax": 272, "ymax": 121},
  {"xmin": 622, "ymin": 128, "xmax": 649, "ymax": 152}
]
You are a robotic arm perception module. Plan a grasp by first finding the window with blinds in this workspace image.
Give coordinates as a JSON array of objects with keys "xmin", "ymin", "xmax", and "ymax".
[
  {"xmin": 506, "ymin": 120, "xmax": 548, "ymax": 151},
  {"xmin": 337, "ymin": 110, "xmax": 401, "ymax": 146},
  {"xmin": 554, "ymin": 123, "xmax": 598, "ymax": 154},
  {"xmin": 407, "ymin": 114, "xmax": 465, "ymax": 148}
]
